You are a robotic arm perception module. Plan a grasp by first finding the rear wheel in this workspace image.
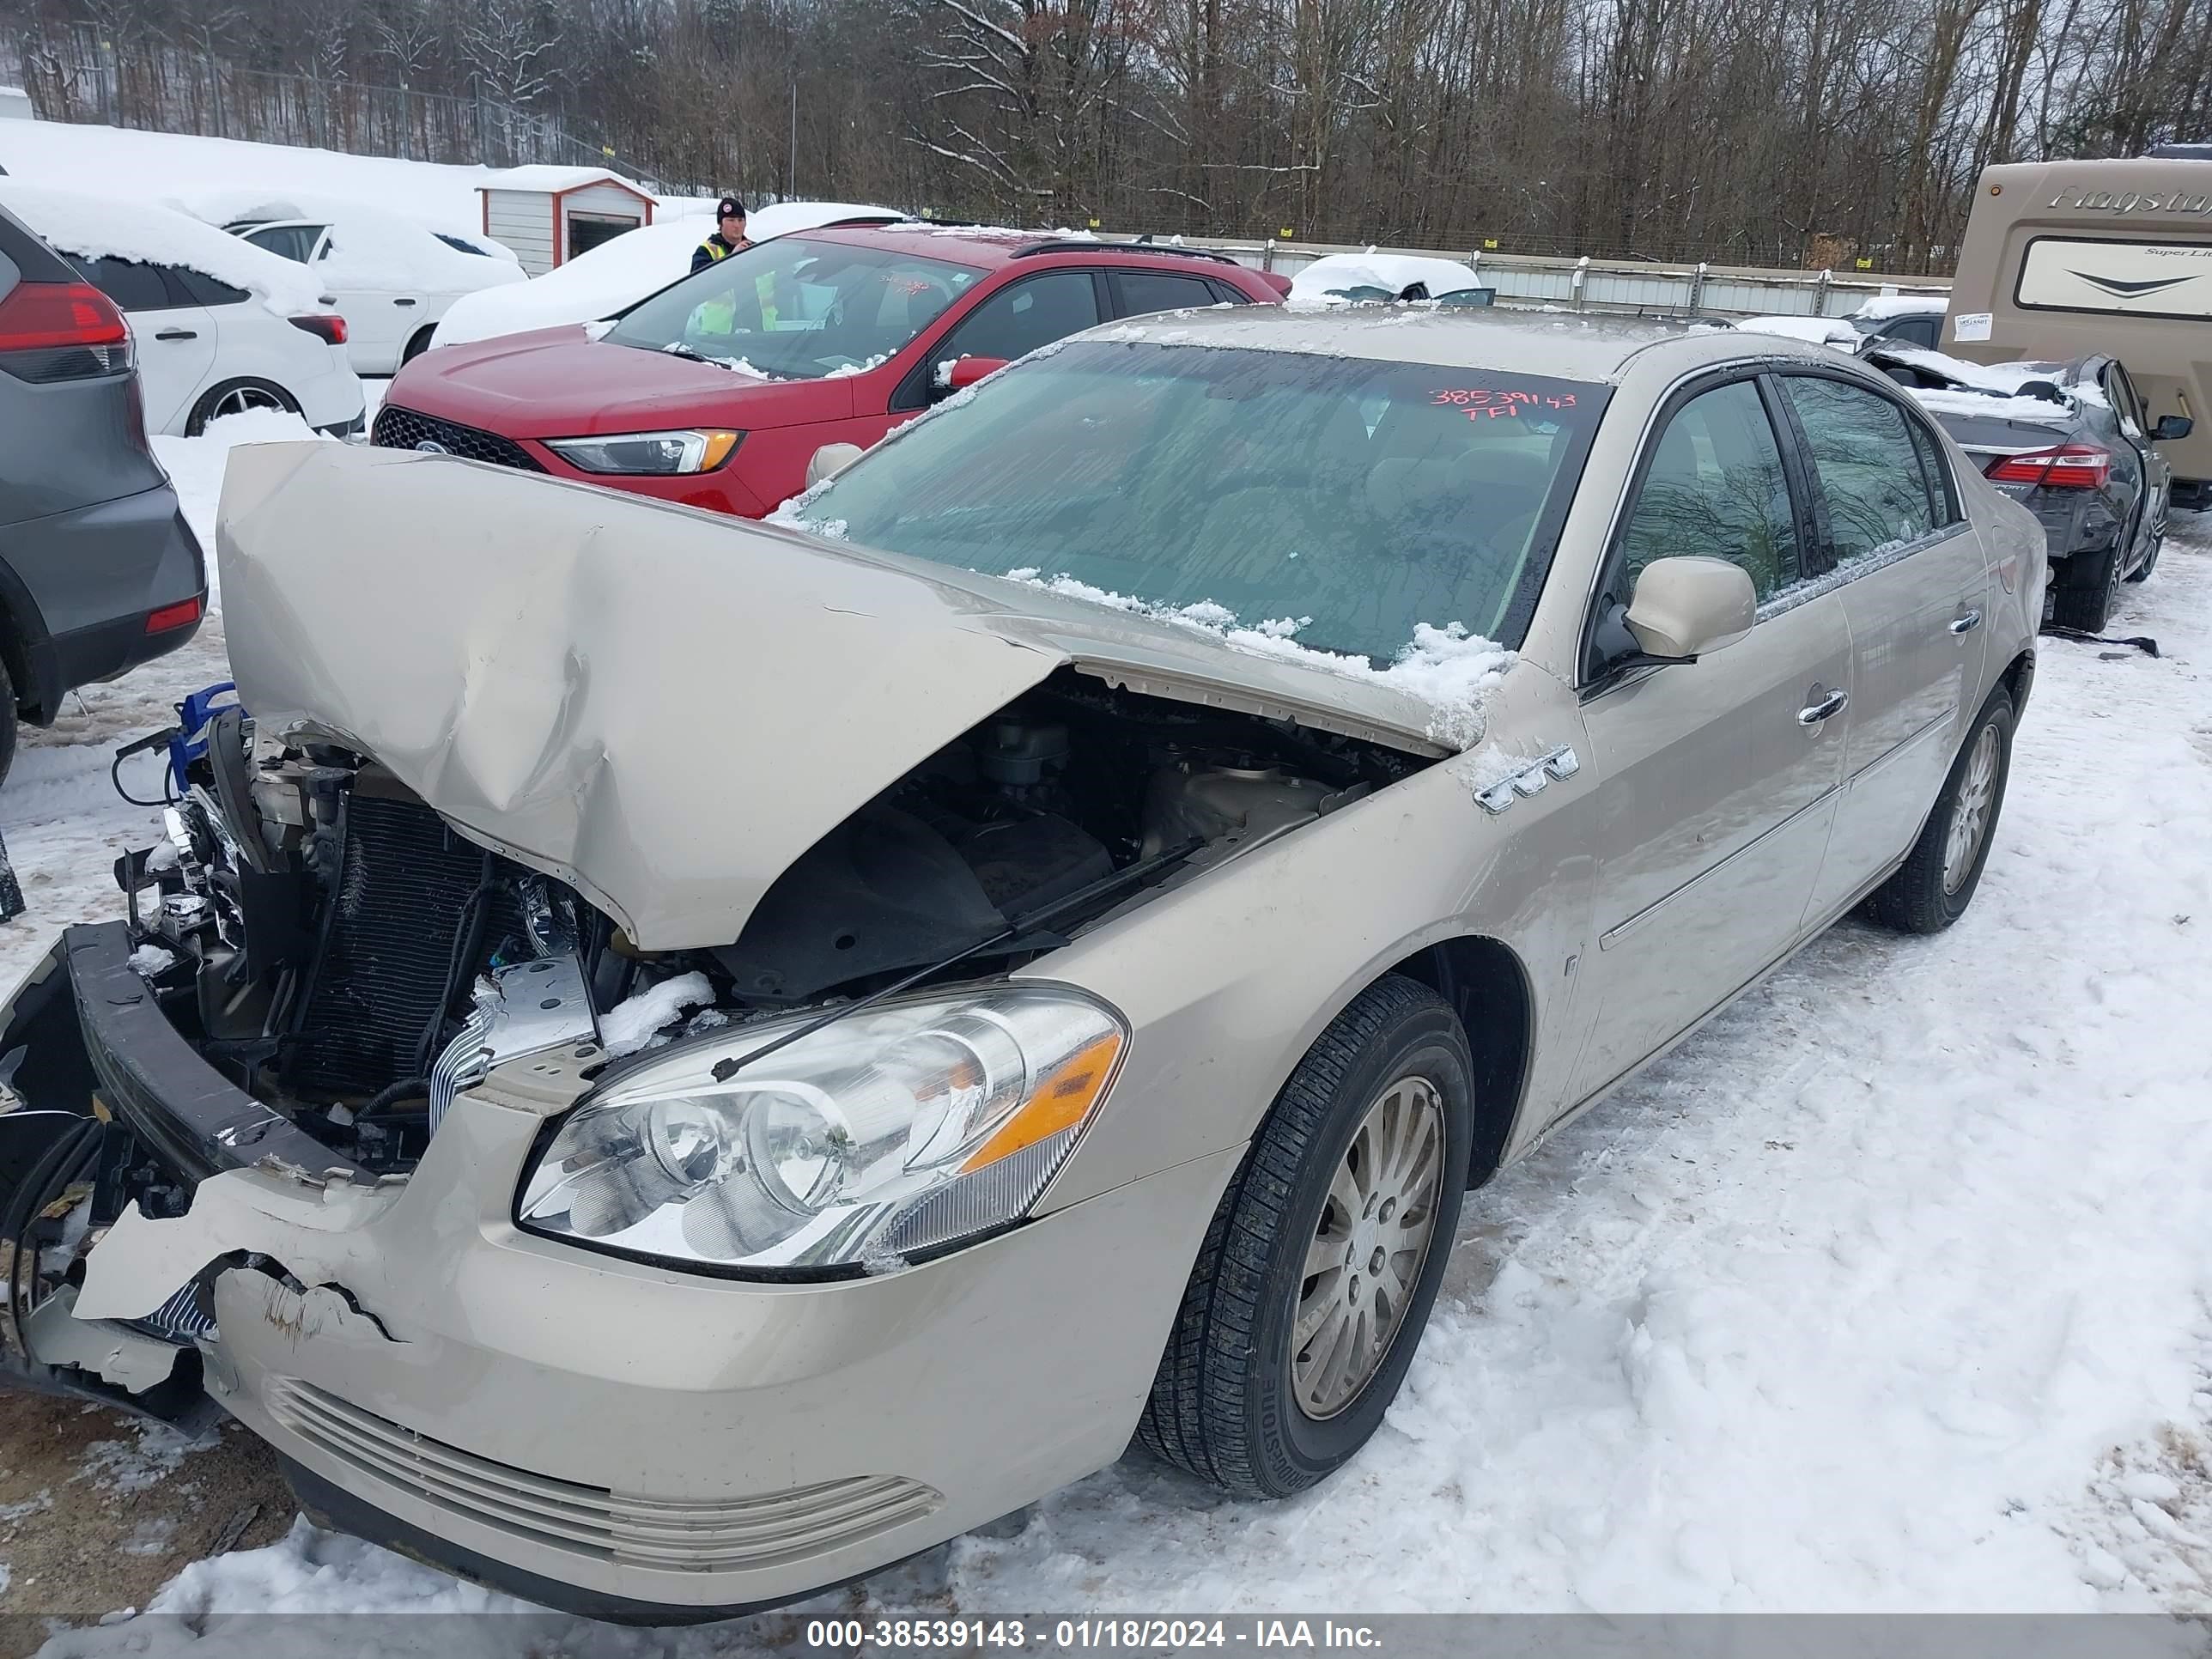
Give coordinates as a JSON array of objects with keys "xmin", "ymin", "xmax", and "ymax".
[
  {"xmin": 1863, "ymin": 685, "xmax": 2014, "ymax": 934},
  {"xmin": 2049, "ymin": 546, "xmax": 2120, "ymax": 632},
  {"xmin": 2125, "ymin": 526, "xmax": 2163, "ymax": 584},
  {"xmin": 1137, "ymin": 975, "xmax": 1474, "ymax": 1498},
  {"xmin": 184, "ymin": 378, "xmax": 298, "ymax": 436}
]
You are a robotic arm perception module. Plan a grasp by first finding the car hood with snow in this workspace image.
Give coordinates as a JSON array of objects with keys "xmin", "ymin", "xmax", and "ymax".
[
  {"xmin": 383, "ymin": 323, "xmax": 851, "ymax": 436},
  {"xmin": 221, "ymin": 441, "xmax": 1467, "ymax": 951}
]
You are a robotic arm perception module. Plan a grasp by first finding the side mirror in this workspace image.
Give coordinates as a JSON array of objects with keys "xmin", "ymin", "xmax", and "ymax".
[
  {"xmin": 1624, "ymin": 556, "xmax": 1758, "ymax": 660},
  {"xmin": 941, "ymin": 355, "xmax": 1010, "ymax": 395},
  {"xmin": 2153, "ymin": 414, "xmax": 2194, "ymax": 443},
  {"xmin": 805, "ymin": 442, "xmax": 864, "ymax": 489}
]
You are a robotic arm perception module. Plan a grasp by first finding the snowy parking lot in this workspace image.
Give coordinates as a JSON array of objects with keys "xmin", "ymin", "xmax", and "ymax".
[{"xmin": 2, "ymin": 464, "xmax": 2210, "ymax": 1641}]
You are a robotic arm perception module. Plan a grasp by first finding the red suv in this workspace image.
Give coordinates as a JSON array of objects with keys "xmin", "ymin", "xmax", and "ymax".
[{"xmin": 374, "ymin": 224, "xmax": 1287, "ymax": 517}]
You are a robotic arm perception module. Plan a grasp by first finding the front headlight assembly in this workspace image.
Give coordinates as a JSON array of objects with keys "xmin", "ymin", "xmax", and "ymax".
[
  {"xmin": 517, "ymin": 988, "xmax": 1126, "ymax": 1273},
  {"xmin": 543, "ymin": 428, "xmax": 742, "ymax": 474}
]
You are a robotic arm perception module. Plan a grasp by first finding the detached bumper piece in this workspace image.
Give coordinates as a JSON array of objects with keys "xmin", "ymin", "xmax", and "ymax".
[{"xmin": 0, "ymin": 924, "xmax": 364, "ymax": 1425}]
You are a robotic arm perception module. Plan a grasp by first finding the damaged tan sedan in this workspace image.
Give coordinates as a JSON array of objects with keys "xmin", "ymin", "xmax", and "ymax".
[{"xmin": 0, "ymin": 310, "xmax": 2044, "ymax": 1620}]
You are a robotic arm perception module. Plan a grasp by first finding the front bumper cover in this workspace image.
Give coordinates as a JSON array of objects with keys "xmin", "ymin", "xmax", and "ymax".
[{"xmin": 0, "ymin": 926, "xmax": 1239, "ymax": 1619}]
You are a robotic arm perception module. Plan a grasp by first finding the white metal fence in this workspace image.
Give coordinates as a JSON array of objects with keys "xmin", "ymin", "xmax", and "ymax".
[{"xmin": 1179, "ymin": 237, "xmax": 1951, "ymax": 319}]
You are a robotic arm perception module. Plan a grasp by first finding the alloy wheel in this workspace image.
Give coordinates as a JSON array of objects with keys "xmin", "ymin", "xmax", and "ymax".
[
  {"xmin": 1942, "ymin": 724, "xmax": 2001, "ymax": 895},
  {"xmin": 1291, "ymin": 1073, "xmax": 1444, "ymax": 1420},
  {"xmin": 210, "ymin": 384, "xmax": 286, "ymax": 421}
]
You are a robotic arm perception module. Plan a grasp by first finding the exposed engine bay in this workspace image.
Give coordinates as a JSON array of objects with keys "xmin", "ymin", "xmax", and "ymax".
[{"xmin": 124, "ymin": 670, "xmax": 1423, "ymax": 1179}]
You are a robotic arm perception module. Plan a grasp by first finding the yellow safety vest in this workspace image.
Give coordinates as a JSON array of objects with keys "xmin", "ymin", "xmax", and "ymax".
[{"xmin": 695, "ymin": 240, "xmax": 780, "ymax": 333}]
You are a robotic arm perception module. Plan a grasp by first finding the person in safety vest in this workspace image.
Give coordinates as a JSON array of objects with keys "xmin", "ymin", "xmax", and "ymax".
[{"xmin": 691, "ymin": 198, "xmax": 750, "ymax": 273}]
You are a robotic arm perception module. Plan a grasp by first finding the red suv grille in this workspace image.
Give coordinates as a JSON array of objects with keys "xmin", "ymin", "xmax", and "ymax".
[{"xmin": 372, "ymin": 405, "xmax": 544, "ymax": 472}]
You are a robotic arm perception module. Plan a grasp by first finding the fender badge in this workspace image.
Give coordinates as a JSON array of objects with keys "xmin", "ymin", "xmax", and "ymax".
[{"xmin": 1476, "ymin": 745, "xmax": 1580, "ymax": 815}]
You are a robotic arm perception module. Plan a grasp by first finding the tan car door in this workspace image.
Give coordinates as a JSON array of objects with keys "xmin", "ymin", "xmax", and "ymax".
[
  {"xmin": 1570, "ymin": 374, "xmax": 1851, "ymax": 1102},
  {"xmin": 1779, "ymin": 373, "xmax": 1990, "ymax": 919}
]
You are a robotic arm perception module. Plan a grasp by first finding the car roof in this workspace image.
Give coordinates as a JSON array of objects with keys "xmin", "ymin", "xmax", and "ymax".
[
  {"xmin": 795, "ymin": 222, "xmax": 1254, "ymax": 276},
  {"xmin": 1078, "ymin": 303, "xmax": 1844, "ymax": 383}
]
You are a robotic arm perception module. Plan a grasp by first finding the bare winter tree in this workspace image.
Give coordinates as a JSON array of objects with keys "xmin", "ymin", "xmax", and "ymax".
[
  {"xmin": 465, "ymin": 0, "xmax": 561, "ymax": 107},
  {"xmin": 5, "ymin": 0, "xmax": 2209, "ymax": 266}
]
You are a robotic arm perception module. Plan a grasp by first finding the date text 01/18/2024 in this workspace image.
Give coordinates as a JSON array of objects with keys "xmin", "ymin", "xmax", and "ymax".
[{"xmin": 803, "ymin": 1620, "xmax": 1386, "ymax": 1650}]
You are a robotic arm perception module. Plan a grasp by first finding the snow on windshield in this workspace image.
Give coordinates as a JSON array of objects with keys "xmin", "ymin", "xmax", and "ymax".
[
  {"xmin": 781, "ymin": 339, "xmax": 1603, "ymax": 749},
  {"xmin": 0, "ymin": 179, "xmax": 328, "ymax": 318},
  {"xmin": 1908, "ymin": 388, "xmax": 2077, "ymax": 424},
  {"xmin": 998, "ymin": 570, "xmax": 1513, "ymax": 750}
]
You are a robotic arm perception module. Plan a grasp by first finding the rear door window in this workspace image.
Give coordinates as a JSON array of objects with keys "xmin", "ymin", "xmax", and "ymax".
[
  {"xmin": 172, "ymin": 266, "xmax": 251, "ymax": 307},
  {"xmin": 70, "ymin": 255, "xmax": 172, "ymax": 313},
  {"xmin": 1781, "ymin": 376, "xmax": 1938, "ymax": 564},
  {"xmin": 1109, "ymin": 269, "xmax": 1218, "ymax": 319}
]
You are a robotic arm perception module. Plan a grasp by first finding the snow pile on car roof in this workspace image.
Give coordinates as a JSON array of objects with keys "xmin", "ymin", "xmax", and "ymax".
[
  {"xmin": 1871, "ymin": 343, "xmax": 2083, "ymax": 424},
  {"xmin": 1848, "ymin": 292, "xmax": 1948, "ymax": 320},
  {"xmin": 179, "ymin": 190, "xmax": 528, "ymax": 295},
  {"xmin": 1001, "ymin": 570, "xmax": 1511, "ymax": 750},
  {"xmin": 1878, "ymin": 343, "xmax": 2067, "ymax": 392},
  {"xmin": 430, "ymin": 200, "xmax": 901, "ymax": 348},
  {"xmin": 0, "ymin": 179, "xmax": 328, "ymax": 318},
  {"xmin": 1732, "ymin": 313, "xmax": 1857, "ymax": 347},
  {"xmin": 1289, "ymin": 252, "xmax": 1489, "ymax": 307}
]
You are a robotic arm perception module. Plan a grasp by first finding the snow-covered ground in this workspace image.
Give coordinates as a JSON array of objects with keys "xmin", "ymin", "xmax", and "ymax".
[{"xmin": 3, "ymin": 464, "xmax": 2211, "ymax": 1640}]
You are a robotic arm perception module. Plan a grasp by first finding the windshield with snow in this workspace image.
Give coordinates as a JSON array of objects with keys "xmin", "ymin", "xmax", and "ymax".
[
  {"xmin": 796, "ymin": 341, "xmax": 1607, "ymax": 660},
  {"xmin": 605, "ymin": 235, "xmax": 981, "ymax": 380}
]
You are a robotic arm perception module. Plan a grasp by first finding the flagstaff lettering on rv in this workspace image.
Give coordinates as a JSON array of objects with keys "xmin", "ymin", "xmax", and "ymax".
[{"xmin": 2047, "ymin": 185, "xmax": 2212, "ymax": 216}]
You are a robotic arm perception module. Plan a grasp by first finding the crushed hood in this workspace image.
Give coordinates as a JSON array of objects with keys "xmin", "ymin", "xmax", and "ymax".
[{"xmin": 219, "ymin": 445, "xmax": 1454, "ymax": 951}]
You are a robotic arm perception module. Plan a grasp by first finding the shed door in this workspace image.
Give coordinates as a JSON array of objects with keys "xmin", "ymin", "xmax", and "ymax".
[{"xmin": 568, "ymin": 214, "xmax": 635, "ymax": 262}]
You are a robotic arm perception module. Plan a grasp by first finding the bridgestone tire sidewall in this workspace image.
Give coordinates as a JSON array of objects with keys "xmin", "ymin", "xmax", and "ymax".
[{"xmin": 1261, "ymin": 1006, "xmax": 1474, "ymax": 1485}]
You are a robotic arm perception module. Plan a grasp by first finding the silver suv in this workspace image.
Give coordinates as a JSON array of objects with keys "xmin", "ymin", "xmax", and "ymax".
[{"xmin": 0, "ymin": 309, "xmax": 2042, "ymax": 1620}]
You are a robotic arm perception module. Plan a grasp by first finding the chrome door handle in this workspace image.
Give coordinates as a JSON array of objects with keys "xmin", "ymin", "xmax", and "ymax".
[
  {"xmin": 1949, "ymin": 610, "xmax": 1983, "ymax": 635},
  {"xmin": 1797, "ymin": 688, "xmax": 1849, "ymax": 726},
  {"xmin": 154, "ymin": 329, "xmax": 198, "ymax": 341}
]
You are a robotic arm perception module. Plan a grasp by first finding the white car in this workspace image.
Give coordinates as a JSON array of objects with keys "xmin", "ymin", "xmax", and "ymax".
[
  {"xmin": 0, "ymin": 181, "xmax": 363, "ymax": 438},
  {"xmin": 1287, "ymin": 252, "xmax": 1493, "ymax": 305},
  {"xmin": 225, "ymin": 205, "xmax": 526, "ymax": 374}
]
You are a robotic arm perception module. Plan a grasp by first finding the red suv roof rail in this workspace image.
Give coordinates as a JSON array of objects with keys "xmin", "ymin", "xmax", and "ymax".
[{"xmin": 1009, "ymin": 239, "xmax": 1247, "ymax": 268}]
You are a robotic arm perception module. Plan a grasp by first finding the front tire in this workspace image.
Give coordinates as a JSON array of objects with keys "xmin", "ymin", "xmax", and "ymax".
[
  {"xmin": 1137, "ymin": 975, "xmax": 1474, "ymax": 1498},
  {"xmin": 1863, "ymin": 685, "xmax": 2014, "ymax": 934},
  {"xmin": 184, "ymin": 378, "xmax": 299, "ymax": 436}
]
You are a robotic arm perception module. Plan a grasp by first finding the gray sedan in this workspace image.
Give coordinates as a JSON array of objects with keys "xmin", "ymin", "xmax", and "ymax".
[
  {"xmin": 0, "ymin": 309, "xmax": 2044, "ymax": 1620},
  {"xmin": 1864, "ymin": 343, "xmax": 2188, "ymax": 632}
]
